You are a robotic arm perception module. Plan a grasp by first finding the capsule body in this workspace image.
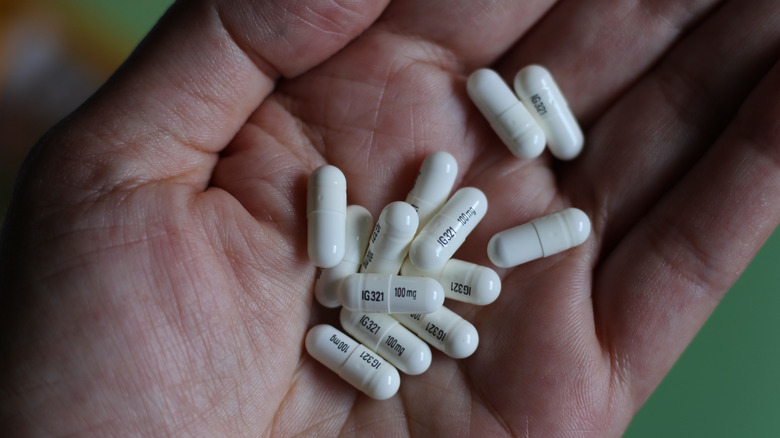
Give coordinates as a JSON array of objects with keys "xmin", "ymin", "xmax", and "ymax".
[
  {"xmin": 315, "ymin": 205, "xmax": 374, "ymax": 308},
  {"xmin": 467, "ymin": 69, "xmax": 546, "ymax": 159},
  {"xmin": 340, "ymin": 309, "xmax": 432, "ymax": 375},
  {"xmin": 408, "ymin": 187, "xmax": 488, "ymax": 272},
  {"xmin": 394, "ymin": 307, "xmax": 479, "ymax": 359},
  {"xmin": 339, "ymin": 273, "xmax": 444, "ymax": 314},
  {"xmin": 487, "ymin": 207, "xmax": 591, "ymax": 268},
  {"xmin": 307, "ymin": 165, "xmax": 347, "ymax": 268},
  {"xmin": 514, "ymin": 65, "xmax": 583, "ymax": 160},
  {"xmin": 361, "ymin": 202, "xmax": 418, "ymax": 274},
  {"xmin": 305, "ymin": 324, "xmax": 400, "ymax": 400},
  {"xmin": 405, "ymin": 152, "xmax": 459, "ymax": 228},
  {"xmin": 401, "ymin": 258, "xmax": 501, "ymax": 306}
]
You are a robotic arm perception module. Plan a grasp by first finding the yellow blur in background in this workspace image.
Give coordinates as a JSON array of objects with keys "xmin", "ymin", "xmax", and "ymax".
[
  {"xmin": 0, "ymin": 0, "xmax": 172, "ymax": 213},
  {"xmin": 0, "ymin": 1, "xmax": 778, "ymax": 436}
]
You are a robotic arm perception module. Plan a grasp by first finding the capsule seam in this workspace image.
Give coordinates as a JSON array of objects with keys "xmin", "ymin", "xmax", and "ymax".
[{"xmin": 530, "ymin": 222, "xmax": 545, "ymax": 257}]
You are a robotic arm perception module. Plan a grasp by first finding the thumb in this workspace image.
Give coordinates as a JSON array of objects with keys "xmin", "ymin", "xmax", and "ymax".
[{"xmin": 24, "ymin": 0, "xmax": 389, "ymax": 201}]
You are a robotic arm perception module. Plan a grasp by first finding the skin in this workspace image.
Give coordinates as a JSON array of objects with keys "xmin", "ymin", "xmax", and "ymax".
[{"xmin": 1, "ymin": 0, "xmax": 779, "ymax": 435}]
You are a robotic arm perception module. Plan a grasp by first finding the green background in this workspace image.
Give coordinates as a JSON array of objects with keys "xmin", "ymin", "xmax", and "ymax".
[
  {"xmin": 3, "ymin": 1, "xmax": 778, "ymax": 435},
  {"xmin": 626, "ymin": 228, "xmax": 780, "ymax": 437}
]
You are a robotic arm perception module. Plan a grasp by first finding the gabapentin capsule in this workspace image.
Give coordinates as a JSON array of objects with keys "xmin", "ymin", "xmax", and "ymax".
[
  {"xmin": 340, "ymin": 309, "xmax": 432, "ymax": 375},
  {"xmin": 339, "ymin": 273, "xmax": 444, "ymax": 314},
  {"xmin": 408, "ymin": 187, "xmax": 487, "ymax": 272},
  {"xmin": 513, "ymin": 65, "xmax": 584, "ymax": 160},
  {"xmin": 361, "ymin": 202, "xmax": 418, "ymax": 274},
  {"xmin": 315, "ymin": 205, "xmax": 374, "ymax": 308},
  {"xmin": 305, "ymin": 324, "xmax": 400, "ymax": 400},
  {"xmin": 307, "ymin": 165, "xmax": 347, "ymax": 268},
  {"xmin": 487, "ymin": 207, "xmax": 591, "ymax": 268},
  {"xmin": 405, "ymin": 152, "xmax": 458, "ymax": 228},
  {"xmin": 467, "ymin": 69, "xmax": 546, "ymax": 159},
  {"xmin": 394, "ymin": 307, "xmax": 479, "ymax": 359},
  {"xmin": 401, "ymin": 258, "xmax": 501, "ymax": 305}
]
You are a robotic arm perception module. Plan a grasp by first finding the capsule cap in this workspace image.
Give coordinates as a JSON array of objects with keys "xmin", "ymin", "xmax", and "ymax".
[
  {"xmin": 508, "ymin": 123, "xmax": 546, "ymax": 159},
  {"xmin": 408, "ymin": 236, "xmax": 445, "ymax": 272},
  {"xmin": 382, "ymin": 202, "xmax": 419, "ymax": 236},
  {"xmin": 405, "ymin": 151, "xmax": 458, "ymax": 225},
  {"xmin": 306, "ymin": 165, "xmax": 347, "ymax": 214},
  {"xmin": 402, "ymin": 341, "xmax": 433, "ymax": 376},
  {"xmin": 513, "ymin": 65, "xmax": 550, "ymax": 91},
  {"xmin": 445, "ymin": 320, "xmax": 479, "ymax": 359},
  {"xmin": 487, "ymin": 223, "xmax": 543, "ymax": 268},
  {"xmin": 363, "ymin": 361, "xmax": 401, "ymax": 400},
  {"xmin": 561, "ymin": 207, "xmax": 591, "ymax": 247},
  {"xmin": 305, "ymin": 324, "xmax": 355, "ymax": 368},
  {"xmin": 418, "ymin": 277, "xmax": 446, "ymax": 313},
  {"xmin": 467, "ymin": 68, "xmax": 517, "ymax": 114},
  {"xmin": 472, "ymin": 266, "xmax": 501, "ymax": 305}
]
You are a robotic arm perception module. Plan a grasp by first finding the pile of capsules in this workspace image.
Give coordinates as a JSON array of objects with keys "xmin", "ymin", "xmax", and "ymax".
[{"xmin": 305, "ymin": 65, "xmax": 591, "ymax": 400}]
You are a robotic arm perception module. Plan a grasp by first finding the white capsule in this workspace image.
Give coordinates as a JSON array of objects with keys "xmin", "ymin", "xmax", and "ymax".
[
  {"xmin": 307, "ymin": 165, "xmax": 347, "ymax": 268},
  {"xmin": 305, "ymin": 324, "xmax": 400, "ymax": 400},
  {"xmin": 394, "ymin": 307, "xmax": 479, "ymax": 359},
  {"xmin": 405, "ymin": 152, "xmax": 459, "ymax": 228},
  {"xmin": 315, "ymin": 206, "xmax": 374, "ymax": 308},
  {"xmin": 340, "ymin": 309, "xmax": 432, "ymax": 375},
  {"xmin": 339, "ymin": 273, "xmax": 444, "ymax": 314},
  {"xmin": 467, "ymin": 68, "xmax": 546, "ymax": 159},
  {"xmin": 513, "ymin": 65, "xmax": 584, "ymax": 160},
  {"xmin": 360, "ymin": 202, "xmax": 418, "ymax": 274},
  {"xmin": 408, "ymin": 187, "xmax": 487, "ymax": 272},
  {"xmin": 401, "ymin": 258, "xmax": 501, "ymax": 306},
  {"xmin": 487, "ymin": 207, "xmax": 591, "ymax": 268}
]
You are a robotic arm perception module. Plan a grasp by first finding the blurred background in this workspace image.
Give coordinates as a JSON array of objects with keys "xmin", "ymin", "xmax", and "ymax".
[{"xmin": 0, "ymin": 1, "xmax": 777, "ymax": 435}]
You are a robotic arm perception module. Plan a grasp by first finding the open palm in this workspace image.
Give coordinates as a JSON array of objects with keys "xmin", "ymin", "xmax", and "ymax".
[{"xmin": 2, "ymin": 0, "xmax": 779, "ymax": 436}]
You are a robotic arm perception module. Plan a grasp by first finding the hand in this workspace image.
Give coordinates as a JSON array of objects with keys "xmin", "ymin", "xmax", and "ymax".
[{"xmin": 2, "ymin": 0, "xmax": 779, "ymax": 435}]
